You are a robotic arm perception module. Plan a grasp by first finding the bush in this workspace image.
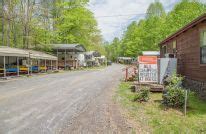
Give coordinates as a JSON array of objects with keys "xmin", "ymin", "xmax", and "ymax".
[
  {"xmin": 163, "ymin": 73, "xmax": 183, "ymax": 87},
  {"xmin": 162, "ymin": 74, "xmax": 186, "ymax": 108},
  {"xmin": 133, "ymin": 87, "xmax": 150, "ymax": 102},
  {"xmin": 163, "ymin": 87, "xmax": 185, "ymax": 108}
]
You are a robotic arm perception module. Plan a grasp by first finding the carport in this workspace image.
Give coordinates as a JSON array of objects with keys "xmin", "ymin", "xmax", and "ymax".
[
  {"xmin": 0, "ymin": 47, "xmax": 29, "ymax": 77},
  {"xmin": 27, "ymin": 50, "xmax": 58, "ymax": 74},
  {"xmin": 52, "ymin": 44, "xmax": 86, "ymax": 70}
]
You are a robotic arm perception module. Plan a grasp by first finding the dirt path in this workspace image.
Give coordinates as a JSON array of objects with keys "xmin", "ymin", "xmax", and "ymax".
[{"xmin": 0, "ymin": 64, "xmax": 135, "ymax": 134}]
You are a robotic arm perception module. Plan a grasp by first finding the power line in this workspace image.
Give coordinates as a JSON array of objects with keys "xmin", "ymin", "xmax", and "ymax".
[{"xmin": 95, "ymin": 13, "xmax": 148, "ymax": 18}]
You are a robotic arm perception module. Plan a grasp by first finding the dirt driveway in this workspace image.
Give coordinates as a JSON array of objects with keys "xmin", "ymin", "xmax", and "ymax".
[{"xmin": 0, "ymin": 64, "xmax": 134, "ymax": 134}]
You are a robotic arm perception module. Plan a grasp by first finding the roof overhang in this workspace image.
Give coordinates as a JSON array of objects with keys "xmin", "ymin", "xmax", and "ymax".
[
  {"xmin": 52, "ymin": 44, "xmax": 86, "ymax": 52},
  {"xmin": 0, "ymin": 47, "xmax": 57, "ymax": 60},
  {"xmin": 0, "ymin": 47, "xmax": 29, "ymax": 57},
  {"xmin": 27, "ymin": 50, "xmax": 58, "ymax": 60},
  {"xmin": 159, "ymin": 13, "xmax": 206, "ymax": 46}
]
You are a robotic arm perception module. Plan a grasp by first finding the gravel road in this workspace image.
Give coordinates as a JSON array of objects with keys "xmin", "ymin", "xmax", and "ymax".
[{"xmin": 0, "ymin": 64, "xmax": 134, "ymax": 134}]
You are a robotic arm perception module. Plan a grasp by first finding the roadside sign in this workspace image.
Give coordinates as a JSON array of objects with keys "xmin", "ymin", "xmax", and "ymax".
[{"xmin": 138, "ymin": 56, "xmax": 158, "ymax": 83}]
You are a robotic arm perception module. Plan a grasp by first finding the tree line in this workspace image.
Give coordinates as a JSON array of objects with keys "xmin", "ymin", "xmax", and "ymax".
[
  {"xmin": 0, "ymin": 0, "xmax": 106, "ymax": 54},
  {"xmin": 105, "ymin": 0, "xmax": 206, "ymax": 61}
]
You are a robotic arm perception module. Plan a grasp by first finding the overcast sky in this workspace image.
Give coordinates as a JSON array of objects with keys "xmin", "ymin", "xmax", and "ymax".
[{"xmin": 88, "ymin": 0, "xmax": 180, "ymax": 42}]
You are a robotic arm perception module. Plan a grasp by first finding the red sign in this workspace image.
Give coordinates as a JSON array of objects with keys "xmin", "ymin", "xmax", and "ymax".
[{"xmin": 138, "ymin": 56, "xmax": 157, "ymax": 64}]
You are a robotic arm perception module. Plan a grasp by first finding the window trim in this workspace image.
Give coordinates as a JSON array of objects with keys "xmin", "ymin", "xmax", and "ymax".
[
  {"xmin": 173, "ymin": 40, "xmax": 177, "ymax": 57},
  {"xmin": 200, "ymin": 46, "xmax": 206, "ymax": 64},
  {"xmin": 162, "ymin": 45, "xmax": 167, "ymax": 57},
  {"xmin": 200, "ymin": 30, "xmax": 206, "ymax": 65}
]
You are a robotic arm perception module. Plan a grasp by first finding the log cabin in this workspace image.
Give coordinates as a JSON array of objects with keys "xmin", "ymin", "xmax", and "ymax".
[{"xmin": 159, "ymin": 13, "xmax": 206, "ymax": 99}]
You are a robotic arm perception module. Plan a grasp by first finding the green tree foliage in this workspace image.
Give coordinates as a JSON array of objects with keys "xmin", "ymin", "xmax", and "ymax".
[
  {"xmin": 0, "ymin": 0, "xmax": 105, "ymax": 54},
  {"xmin": 106, "ymin": 0, "xmax": 206, "ymax": 60},
  {"xmin": 55, "ymin": 2, "xmax": 102, "ymax": 50},
  {"xmin": 105, "ymin": 37, "xmax": 122, "ymax": 61},
  {"xmin": 146, "ymin": 0, "xmax": 166, "ymax": 18}
]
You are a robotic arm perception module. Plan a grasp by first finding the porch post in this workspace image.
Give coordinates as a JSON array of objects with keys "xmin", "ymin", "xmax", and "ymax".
[
  {"xmin": 17, "ymin": 57, "xmax": 19, "ymax": 76},
  {"xmin": 37, "ymin": 59, "xmax": 40, "ymax": 73},
  {"xmin": 45, "ymin": 59, "xmax": 47, "ymax": 72},
  {"xmin": 3, "ymin": 56, "xmax": 6, "ymax": 77},
  {"xmin": 51, "ymin": 60, "xmax": 53, "ymax": 70},
  {"xmin": 57, "ymin": 49, "xmax": 58, "ymax": 70},
  {"xmin": 30, "ymin": 59, "xmax": 33, "ymax": 75},
  {"xmin": 27, "ymin": 57, "xmax": 30, "ymax": 76},
  {"xmin": 64, "ymin": 49, "xmax": 66, "ymax": 70},
  {"xmin": 56, "ymin": 60, "xmax": 58, "ymax": 70}
]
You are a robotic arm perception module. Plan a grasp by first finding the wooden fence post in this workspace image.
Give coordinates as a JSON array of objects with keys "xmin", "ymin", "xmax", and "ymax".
[{"xmin": 125, "ymin": 68, "xmax": 128, "ymax": 82}]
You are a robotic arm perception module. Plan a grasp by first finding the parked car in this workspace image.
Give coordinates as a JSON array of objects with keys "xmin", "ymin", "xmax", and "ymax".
[{"xmin": 107, "ymin": 61, "xmax": 112, "ymax": 66}]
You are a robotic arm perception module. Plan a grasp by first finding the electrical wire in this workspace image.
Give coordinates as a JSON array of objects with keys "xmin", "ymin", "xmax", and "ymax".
[{"xmin": 95, "ymin": 13, "xmax": 148, "ymax": 18}]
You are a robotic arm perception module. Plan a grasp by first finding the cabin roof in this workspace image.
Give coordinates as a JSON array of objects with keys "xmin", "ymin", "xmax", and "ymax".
[{"xmin": 160, "ymin": 13, "xmax": 206, "ymax": 45}]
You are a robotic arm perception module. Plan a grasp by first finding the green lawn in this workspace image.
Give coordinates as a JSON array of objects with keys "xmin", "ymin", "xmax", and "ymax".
[{"xmin": 115, "ymin": 82, "xmax": 206, "ymax": 134}]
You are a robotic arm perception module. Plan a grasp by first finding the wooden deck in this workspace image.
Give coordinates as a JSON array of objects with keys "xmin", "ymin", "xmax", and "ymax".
[{"xmin": 133, "ymin": 81, "xmax": 164, "ymax": 92}]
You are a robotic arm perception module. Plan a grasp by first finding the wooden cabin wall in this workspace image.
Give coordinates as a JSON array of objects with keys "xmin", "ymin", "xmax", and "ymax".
[{"xmin": 160, "ymin": 23, "xmax": 206, "ymax": 82}]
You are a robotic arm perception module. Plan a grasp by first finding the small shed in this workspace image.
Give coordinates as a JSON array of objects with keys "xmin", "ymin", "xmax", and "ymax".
[{"xmin": 52, "ymin": 44, "xmax": 86, "ymax": 69}]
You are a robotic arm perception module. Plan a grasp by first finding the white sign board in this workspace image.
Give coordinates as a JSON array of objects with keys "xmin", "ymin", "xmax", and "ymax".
[{"xmin": 138, "ymin": 56, "xmax": 158, "ymax": 83}]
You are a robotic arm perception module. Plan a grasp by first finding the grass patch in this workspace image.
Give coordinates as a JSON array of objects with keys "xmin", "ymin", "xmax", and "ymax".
[{"xmin": 115, "ymin": 82, "xmax": 206, "ymax": 133}]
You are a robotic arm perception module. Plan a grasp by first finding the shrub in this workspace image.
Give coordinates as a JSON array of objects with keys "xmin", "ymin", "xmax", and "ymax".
[
  {"xmin": 163, "ymin": 73, "xmax": 183, "ymax": 87},
  {"xmin": 163, "ymin": 87, "xmax": 185, "ymax": 108},
  {"xmin": 162, "ymin": 74, "xmax": 186, "ymax": 108},
  {"xmin": 133, "ymin": 87, "xmax": 150, "ymax": 102}
]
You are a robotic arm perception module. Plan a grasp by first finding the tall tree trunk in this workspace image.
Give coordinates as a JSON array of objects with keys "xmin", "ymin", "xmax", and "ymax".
[
  {"xmin": 7, "ymin": 19, "xmax": 10, "ymax": 47},
  {"xmin": 13, "ymin": 20, "xmax": 17, "ymax": 47},
  {"xmin": 2, "ymin": 0, "xmax": 5, "ymax": 46},
  {"xmin": 26, "ymin": 0, "xmax": 29, "ymax": 49},
  {"xmin": 7, "ymin": 0, "xmax": 11, "ymax": 47}
]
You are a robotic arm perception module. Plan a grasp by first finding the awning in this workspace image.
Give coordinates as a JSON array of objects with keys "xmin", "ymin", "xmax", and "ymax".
[
  {"xmin": 27, "ymin": 50, "xmax": 58, "ymax": 60},
  {"xmin": 0, "ymin": 46, "xmax": 29, "ymax": 57}
]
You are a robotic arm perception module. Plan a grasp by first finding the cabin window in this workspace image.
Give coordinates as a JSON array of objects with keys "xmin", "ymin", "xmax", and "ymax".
[
  {"xmin": 200, "ymin": 30, "xmax": 206, "ymax": 64},
  {"xmin": 173, "ymin": 41, "xmax": 177, "ymax": 56},
  {"xmin": 162, "ymin": 45, "xmax": 167, "ymax": 56},
  {"xmin": 173, "ymin": 41, "xmax": 176, "ymax": 51}
]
